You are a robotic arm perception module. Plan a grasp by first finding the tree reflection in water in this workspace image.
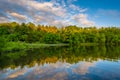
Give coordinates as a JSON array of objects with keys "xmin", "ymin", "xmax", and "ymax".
[{"xmin": 0, "ymin": 45, "xmax": 120, "ymax": 80}]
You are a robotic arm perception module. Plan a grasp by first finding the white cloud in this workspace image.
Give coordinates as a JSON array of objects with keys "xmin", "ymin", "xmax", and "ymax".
[
  {"xmin": 8, "ymin": 69, "xmax": 26, "ymax": 78},
  {"xmin": 0, "ymin": 17, "xmax": 9, "ymax": 23},
  {"xmin": 72, "ymin": 62, "xmax": 95, "ymax": 75},
  {"xmin": 71, "ymin": 14, "xmax": 94, "ymax": 26},
  {"xmin": 69, "ymin": 4, "xmax": 87, "ymax": 12},
  {"xmin": 9, "ymin": 12, "xmax": 27, "ymax": 20},
  {"xmin": 0, "ymin": 0, "xmax": 95, "ymax": 27},
  {"xmin": 1, "ymin": 61, "xmax": 96, "ymax": 80}
]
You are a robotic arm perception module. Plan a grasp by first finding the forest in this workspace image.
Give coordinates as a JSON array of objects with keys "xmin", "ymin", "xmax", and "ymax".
[{"xmin": 0, "ymin": 22, "xmax": 120, "ymax": 51}]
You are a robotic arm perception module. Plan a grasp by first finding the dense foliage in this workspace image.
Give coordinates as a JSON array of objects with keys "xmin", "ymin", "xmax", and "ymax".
[{"xmin": 0, "ymin": 22, "xmax": 120, "ymax": 45}]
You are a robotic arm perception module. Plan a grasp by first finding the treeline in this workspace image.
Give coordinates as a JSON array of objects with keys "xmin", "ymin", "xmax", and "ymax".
[{"xmin": 0, "ymin": 22, "xmax": 120, "ymax": 45}]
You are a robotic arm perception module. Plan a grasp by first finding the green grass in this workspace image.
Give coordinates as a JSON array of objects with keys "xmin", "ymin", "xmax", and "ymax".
[
  {"xmin": 2, "ymin": 42, "xmax": 69, "ymax": 51},
  {"xmin": 3, "ymin": 42, "xmax": 27, "ymax": 51},
  {"xmin": 2, "ymin": 42, "xmax": 103, "ymax": 52}
]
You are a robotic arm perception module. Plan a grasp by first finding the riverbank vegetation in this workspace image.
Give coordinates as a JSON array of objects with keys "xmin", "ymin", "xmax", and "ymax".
[{"xmin": 0, "ymin": 22, "xmax": 120, "ymax": 51}]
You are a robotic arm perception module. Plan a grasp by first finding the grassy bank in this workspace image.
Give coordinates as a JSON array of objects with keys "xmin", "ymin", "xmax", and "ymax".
[
  {"xmin": 2, "ymin": 42, "xmax": 112, "ymax": 52},
  {"xmin": 2, "ymin": 42, "xmax": 69, "ymax": 52}
]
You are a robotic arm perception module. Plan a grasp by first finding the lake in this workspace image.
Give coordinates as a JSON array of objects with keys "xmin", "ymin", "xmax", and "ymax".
[{"xmin": 0, "ymin": 45, "xmax": 120, "ymax": 80}]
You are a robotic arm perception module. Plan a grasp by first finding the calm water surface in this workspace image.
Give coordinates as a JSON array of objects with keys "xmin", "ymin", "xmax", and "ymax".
[{"xmin": 0, "ymin": 46, "xmax": 120, "ymax": 80}]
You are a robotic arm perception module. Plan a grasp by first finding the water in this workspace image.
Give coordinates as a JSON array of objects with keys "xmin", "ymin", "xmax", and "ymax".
[{"xmin": 0, "ymin": 45, "xmax": 120, "ymax": 80}]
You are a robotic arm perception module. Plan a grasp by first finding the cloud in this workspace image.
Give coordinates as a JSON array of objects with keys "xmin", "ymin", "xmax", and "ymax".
[
  {"xmin": 0, "ymin": 0, "xmax": 95, "ymax": 27},
  {"xmin": 2, "ymin": 61, "xmax": 71, "ymax": 80},
  {"xmin": 71, "ymin": 14, "xmax": 95, "ymax": 26},
  {"xmin": 9, "ymin": 12, "xmax": 27, "ymax": 20},
  {"xmin": 1, "ymin": 61, "xmax": 96, "ymax": 80},
  {"xmin": 69, "ymin": 4, "xmax": 88, "ymax": 12},
  {"xmin": 0, "ymin": 17, "xmax": 9, "ymax": 23},
  {"xmin": 72, "ymin": 62, "xmax": 95, "ymax": 75},
  {"xmin": 8, "ymin": 69, "xmax": 26, "ymax": 78}
]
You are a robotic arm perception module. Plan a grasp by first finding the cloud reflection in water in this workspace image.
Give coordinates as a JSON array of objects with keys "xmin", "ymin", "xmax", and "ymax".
[{"xmin": 0, "ymin": 61, "xmax": 95, "ymax": 80}]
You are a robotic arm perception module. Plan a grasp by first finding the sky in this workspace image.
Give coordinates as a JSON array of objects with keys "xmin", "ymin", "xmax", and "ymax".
[{"xmin": 0, "ymin": 0, "xmax": 120, "ymax": 27}]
